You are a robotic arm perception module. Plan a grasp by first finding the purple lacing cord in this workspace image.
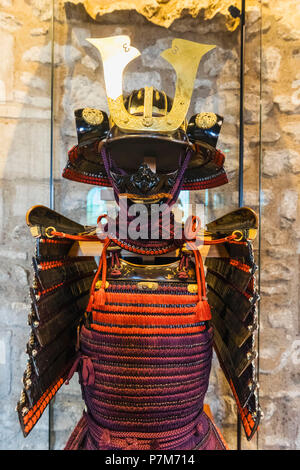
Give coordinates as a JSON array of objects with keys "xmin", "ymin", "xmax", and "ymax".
[
  {"xmin": 169, "ymin": 148, "xmax": 192, "ymax": 205},
  {"xmin": 100, "ymin": 146, "xmax": 120, "ymax": 202},
  {"xmin": 99, "ymin": 145, "xmax": 191, "ymax": 246}
]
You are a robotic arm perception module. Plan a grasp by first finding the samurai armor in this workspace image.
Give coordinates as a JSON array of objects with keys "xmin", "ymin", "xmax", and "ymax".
[{"xmin": 16, "ymin": 35, "xmax": 261, "ymax": 450}]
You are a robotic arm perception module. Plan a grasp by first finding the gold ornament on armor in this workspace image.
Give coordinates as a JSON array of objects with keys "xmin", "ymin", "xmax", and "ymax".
[
  {"xmin": 195, "ymin": 112, "xmax": 217, "ymax": 129},
  {"xmin": 82, "ymin": 108, "xmax": 104, "ymax": 125},
  {"xmin": 87, "ymin": 36, "xmax": 216, "ymax": 134}
]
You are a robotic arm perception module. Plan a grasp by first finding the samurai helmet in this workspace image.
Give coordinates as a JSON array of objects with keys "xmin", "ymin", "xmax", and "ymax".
[{"xmin": 63, "ymin": 36, "xmax": 228, "ymax": 201}]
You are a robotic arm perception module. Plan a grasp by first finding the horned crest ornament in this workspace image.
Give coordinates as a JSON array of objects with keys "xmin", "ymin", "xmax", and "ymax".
[{"xmin": 87, "ymin": 36, "xmax": 216, "ymax": 133}]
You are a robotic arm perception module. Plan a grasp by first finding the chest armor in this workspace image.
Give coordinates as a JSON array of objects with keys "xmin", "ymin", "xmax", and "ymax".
[{"xmin": 71, "ymin": 254, "xmax": 223, "ymax": 449}]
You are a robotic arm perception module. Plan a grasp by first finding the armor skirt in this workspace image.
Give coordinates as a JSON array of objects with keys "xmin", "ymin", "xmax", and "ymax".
[{"xmin": 64, "ymin": 325, "xmax": 226, "ymax": 450}]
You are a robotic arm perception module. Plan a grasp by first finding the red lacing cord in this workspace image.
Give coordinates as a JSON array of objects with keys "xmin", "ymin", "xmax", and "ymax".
[
  {"xmin": 109, "ymin": 238, "xmax": 180, "ymax": 255},
  {"xmin": 45, "ymin": 230, "xmax": 99, "ymax": 241},
  {"xmin": 110, "ymin": 251, "xmax": 122, "ymax": 276},
  {"xmin": 183, "ymin": 216, "xmax": 212, "ymax": 321},
  {"xmin": 44, "ymin": 214, "xmax": 239, "ymax": 310},
  {"xmin": 85, "ymin": 236, "xmax": 111, "ymax": 310},
  {"xmin": 47, "ymin": 228, "xmax": 237, "ymax": 246},
  {"xmin": 46, "ymin": 211, "xmax": 238, "ymax": 257},
  {"xmin": 191, "ymin": 247, "xmax": 212, "ymax": 321},
  {"xmin": 201, "ymin": 234, "xmax": 238, "ymax": 245},
  {"xmin": 184, "ymin": 215, "xmax": 237, "ymax": 245},
  {"xmin": 44, "ymin": 221, "xmax": 180, "ymax": 256}
]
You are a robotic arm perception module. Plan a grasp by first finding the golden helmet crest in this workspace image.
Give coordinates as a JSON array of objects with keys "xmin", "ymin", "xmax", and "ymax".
[{"xmin": 87, "ymin": 35, "xmax": 215, "ymax": 134}]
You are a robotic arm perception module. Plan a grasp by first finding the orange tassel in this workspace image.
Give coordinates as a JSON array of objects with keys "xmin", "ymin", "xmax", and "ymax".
[
  {"xmin": 195, "ymin": 300, "xmax": 211, "ymax": 321},
  {"xmin": 95, "ymin": 287, "xmax": 106, "ymax": 306}
]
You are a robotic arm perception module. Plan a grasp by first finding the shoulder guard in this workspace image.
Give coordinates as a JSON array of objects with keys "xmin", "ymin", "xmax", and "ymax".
[
  {"xmin": 205, "ymin": 207, "xmax": 261, "ymax": 440},
  {"xmin": 16, "ymin": 206, "xmax": 97, "ymax": 436}
]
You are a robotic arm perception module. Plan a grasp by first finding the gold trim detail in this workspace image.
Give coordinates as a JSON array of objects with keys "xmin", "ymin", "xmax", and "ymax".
[
  {"xmin": 195, "ymin": 112, "xmax": 217, "ymax": 129},
  {"xmin": 95, "ymin": 281, "xmax": 110, "ymax": 289},
  {"xmin": 232, "ymin": 230, "xmax": 244, "ymax": 242},
  {"xmin": 82, "ymin": 108, "xmax": 104, "ymax": 126},
  {"xmin": 187, "ymin": 284, "xmax": 198, "ymax": 294},
  {"xmin": 30, "ymin": 226, "xmax": 41, "ymax": 238},
  {"xmin": 137, "ymin": 281, "xmax": 159, "ymax": 291},
  {"xmin": 87, "ymin": 36, "xmax": 215, "ymax": 133},
  {"xmin": 45, "ymin": 226, "xmax": 56, "ymax": 238}
]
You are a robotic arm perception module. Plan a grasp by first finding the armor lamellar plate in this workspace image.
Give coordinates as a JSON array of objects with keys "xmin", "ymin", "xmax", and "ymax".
[{"xmin": 16, "ymin": 207, "xmax": 97, "ymax": 436}]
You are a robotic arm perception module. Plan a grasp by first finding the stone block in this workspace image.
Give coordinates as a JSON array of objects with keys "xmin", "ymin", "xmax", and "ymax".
[
  {"xmin": 280, "ymin": 189, "xmax": 298, "ymax": 222},
  {"xmin": 0, "ymin": 29, "xmax": 14, "ymax": 103},
  {"xmin": 261, "ymin": 260, "xmax": 293, "ymax": 282},
  {"xmin": 261, "ymin": 47, "xmax": 282, "ymax": 82},
  {"xmin": 20, "ymin": 72, "xmax": 47, "ymax": 91},
  {"xmin": 282, "ymin": 121, "xmax": 300, "ymax": 143},
  {"xmin": 30, "ymin": 26, "xmax": 49, "ymax": 36},
  {"xmin": 262, "ymin": 149, "xmax": 287, "ymax": 177},
  {"xmin": 13, "ymin": 90, "xmax": 51, "ymax": 109},
  {"xmin": 0, "ymin": 0, "xmax": 12, "ymax": 7},
  {"xmin": 194, "ymin": 92, "xmax": 226, "ymax": 120},
  {"xmin": 0, "ymin": 120, "xmax": 51, "ymax": 180},
  {"xmin": 0, "ymin": 102, "xmax": 51, "ymax": 120},
  {"xmin": 23, "ymin": 42, "xmax": 82, "ymax": 67},
  {"xmin": 30, "ymin": 0, "xmax": 53, "ymax": 22},
  {"xmin": 81, "ymin": 55, "xmax": 99, "ymax": 71},
  {"xmin": 10, "ymin": 180, "xmax": 50, "ymax": 217},
  {"xmin": 245, "ymin": 86, "xmax": 273, "ymax": 124},
  {"xmin": 0, "ymin": 12, "xmax": 22, "ymax": 32},
  {"xmin": 267, "ymin": 307, "xmax": 295, "ymax": 330},
  {"xmin": 141, "ymin": 37, "xmax": 174, "ymax": 71},
  {"xmin": 259, "ymin": 396, "xmax": 300, "ymax": 450},
  {"xmin": 71, "ymin": 26, "xmax": 92, "ymax": 49},
  {"xmin": 0, "ymin": 329, "xmax": 12, "ymax": 399},
  {"xmin": 203, "ymin": 47, "xmax": 239, "ymax": 79},
  {"xmin": 287, "ymin": 149, "xmax": 300, "ymax": 174},
  {"xmin": 274, "ymin": 93, "xmax": 300, "ymax": 114},
  {"xmin": 62, "ymin": 74, "xmax": 108, "ymax": 120}
]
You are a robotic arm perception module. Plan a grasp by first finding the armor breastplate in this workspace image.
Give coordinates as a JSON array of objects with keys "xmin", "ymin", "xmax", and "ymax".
[{"xmin": 67, "ymin": 256, "xmax": 224, "ymax": 450}]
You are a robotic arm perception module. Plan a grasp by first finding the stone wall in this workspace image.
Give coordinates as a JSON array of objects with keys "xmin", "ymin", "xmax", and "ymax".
[
  {"xmin": 0, "ymin": 0, "xmax": 299, "ymax": 450},
  {"xmin": 256, "ymin": 0, "xmax": 300, "ymax": 450}
]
